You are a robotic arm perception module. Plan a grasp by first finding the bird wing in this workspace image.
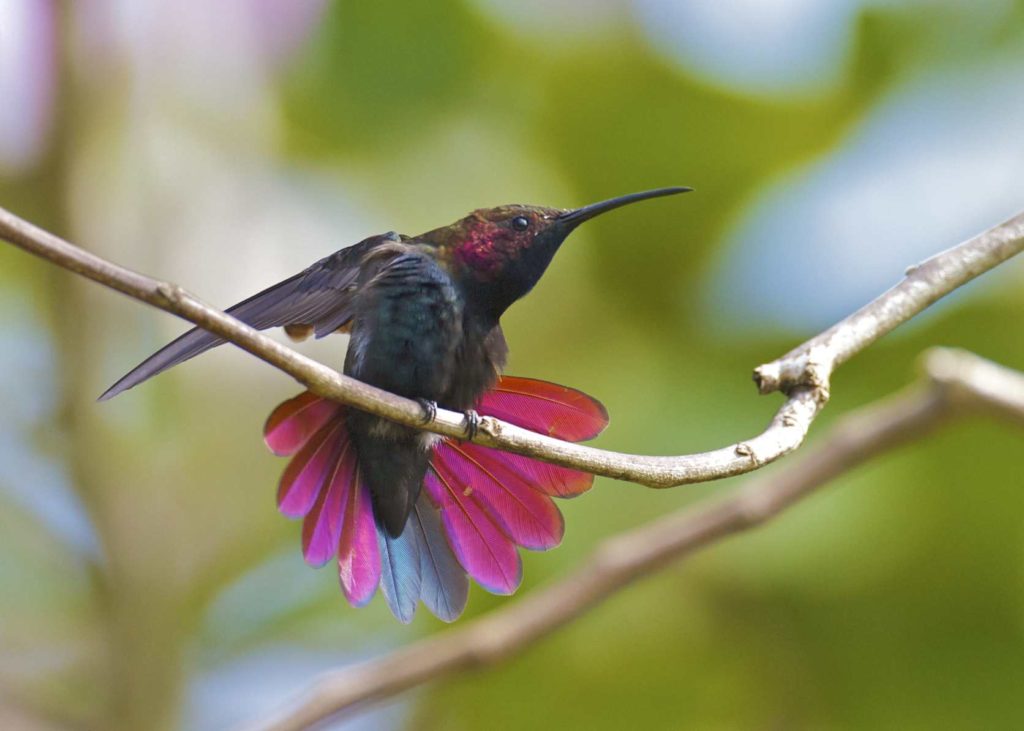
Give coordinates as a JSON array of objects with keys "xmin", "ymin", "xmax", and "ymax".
[{"xmin": 99, "ymin": 232, "xmax": 409, "ymax": 400}]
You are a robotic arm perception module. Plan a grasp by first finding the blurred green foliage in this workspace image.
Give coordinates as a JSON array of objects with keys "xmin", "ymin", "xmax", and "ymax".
[{"xmin": 1, "ymin": 1, "xmax": 1024, "ymax": 730}]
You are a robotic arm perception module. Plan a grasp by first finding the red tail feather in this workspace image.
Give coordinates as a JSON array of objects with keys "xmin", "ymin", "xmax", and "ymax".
[
  {"xmin": 424, "ymin": 464, "xmax": 522, "ymax": 595},
  {"xmin": 337, "ymin": 472, "xmax": 380, "ymax": 606},
  {"xmin": 264, "ymin": 392, "xmax": 342, "ymax": 457},
  {"xmin": 301, "ymin": 441, "xmax": 356, "ymax": 567},
  {"xmin": 276, "ymin": 421, "xmax": 345, "ymax": 518},
  {"xmin": 479, "ymin": 375, "xmax": 608, "ymax": 441},
  {"xmin": 435, "ymin": 442, "xmax": 564, "ymax": 550}
]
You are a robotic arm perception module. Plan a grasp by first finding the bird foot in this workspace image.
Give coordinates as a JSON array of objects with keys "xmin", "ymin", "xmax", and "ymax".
[
  {"xmin": 415, "ymin": 398, "xmax": 438, "ymax": 425},
  {"xmin": 462, "ymin": 409, "xmax": 480, "ymax": 440}
]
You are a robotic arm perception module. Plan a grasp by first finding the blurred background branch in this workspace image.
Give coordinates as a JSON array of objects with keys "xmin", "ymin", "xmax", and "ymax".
[{"xmin": 250, "ymin": 347, "xmax": 1024, "ymax": 731}]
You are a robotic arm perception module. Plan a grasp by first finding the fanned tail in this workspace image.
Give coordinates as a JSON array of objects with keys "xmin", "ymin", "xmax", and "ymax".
[{"xmin": 263, "ymin": 375, "xmax": 608, "ymax": 622}]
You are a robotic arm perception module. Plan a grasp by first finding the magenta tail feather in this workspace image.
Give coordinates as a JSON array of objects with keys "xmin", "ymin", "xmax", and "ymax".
[
  {"xmin": 301, "ymin": 442, "xmax": 355, "ymax": 567},
  {"xmin": 425, "ymin": 461, "xmax": 523, "ymax": 595},
  {"xmin": 477, "ymin": 376, "xmax": 608, "ymax": 441},
  {"xmin": 264, "ymin": 391, "xmax": 342, "ymax": 457},
  {"xmin": 435, "ymin": 442, "xmax": 564, "ymax": 551},
  {"xmin": 275, "ymin": 421, "xmax": 345, "ymax": 518},
  {"xmin": 262, "ymin": 375, "xmax": 608, "ymax": 621},
  {"xmin": 338, "ymin": 474, "xmax": 380, "ymax": 606}
]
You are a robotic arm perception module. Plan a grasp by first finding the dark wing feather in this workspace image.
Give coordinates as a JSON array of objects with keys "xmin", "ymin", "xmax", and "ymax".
[{"xmin": 99, "ymin": 232, "xmax": 404, "ymax": 400}]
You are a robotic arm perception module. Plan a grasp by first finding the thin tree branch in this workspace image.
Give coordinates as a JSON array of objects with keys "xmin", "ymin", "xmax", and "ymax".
[
  {"xmin": 753, "ymin": 212, "xmax": 1024, "ymax": 397},
  {"xmin": 246, "ymin": 348, "xmax": 1024, "ymax": 731},
  {"xmin": 2, "ymin": 207, "xmax": 1022, "ymax": 488}
]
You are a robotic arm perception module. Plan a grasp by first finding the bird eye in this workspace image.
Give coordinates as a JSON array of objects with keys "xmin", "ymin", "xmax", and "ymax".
[{"xmin": 511, "ymin": 216, "xmax": 530, "ymax": 231}]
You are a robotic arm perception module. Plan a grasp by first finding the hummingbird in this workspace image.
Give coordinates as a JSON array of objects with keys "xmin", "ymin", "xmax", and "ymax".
[{"xmin": 101, "ymin": 187, "xmax": 691, "ymax": 622}]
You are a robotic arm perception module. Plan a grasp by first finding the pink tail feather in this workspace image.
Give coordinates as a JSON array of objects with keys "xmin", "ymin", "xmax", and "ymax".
[
  {"xmin": 438, "ymin": 442, "xmax": 564, "ymax": 550},
  {"xmin": 301, "ymin": 441, "xmax": 355, "ymax": 567},
  {"xmin": 337, "ymin": 473, "xmax": 380, "ymax": 607},
  {"xmin": 263, "ymin": 375, "xmax": 608, "ymax": 621},
  {"xmin": 478, "ymin": 376, "xmax": 608, "ymax": 441},
  {"xmin": 264, "ymin": 392, "xmax": 341, "ymax": 457},
  {"xmin": 426, "ymin": 456, "xmax": 523, "ymax": 595}
]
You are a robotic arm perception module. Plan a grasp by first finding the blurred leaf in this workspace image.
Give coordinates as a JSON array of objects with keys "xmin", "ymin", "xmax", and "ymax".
[{"xmin": 283, "ymin": 0, "xmax": 491, "ymax": 155}]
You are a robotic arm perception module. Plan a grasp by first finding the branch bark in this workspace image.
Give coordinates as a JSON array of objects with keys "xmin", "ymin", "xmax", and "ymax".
[
  {"xmin": 246, "ymin": 348, "xmax": 1024, "ymax": 731},
  {"xmin": 2, "ymin": 206, "xmax": 1022, "ymax": 488},
  {"xmin": 753, "ymin": 213, "xmax": 1024, "ymax": 396}
]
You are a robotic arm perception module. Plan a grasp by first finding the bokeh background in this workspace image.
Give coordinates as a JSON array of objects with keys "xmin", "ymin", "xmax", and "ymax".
[{"xmin": 2, "ymin": 1, "xmax": 1024, "ymax": 729}]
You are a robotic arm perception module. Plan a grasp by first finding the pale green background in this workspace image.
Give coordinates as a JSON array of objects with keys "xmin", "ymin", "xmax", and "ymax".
[{"xmin": 1, "ymin": 1, "xmax": 1023, "ymax": 729}]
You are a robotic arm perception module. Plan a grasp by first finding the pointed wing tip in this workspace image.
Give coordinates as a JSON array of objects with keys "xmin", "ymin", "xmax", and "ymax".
[{"xmin": 97, "ymin": 383, "xmax": 125, "ymax": 402}]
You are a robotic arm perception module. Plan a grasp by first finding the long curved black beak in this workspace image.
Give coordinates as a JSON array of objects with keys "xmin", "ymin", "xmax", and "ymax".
[{"xmin": 558, "ymin": 186, "xmax": 692, "ymax": 228}]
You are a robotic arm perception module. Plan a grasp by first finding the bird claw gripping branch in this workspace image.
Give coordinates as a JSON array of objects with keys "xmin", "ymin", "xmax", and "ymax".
[
  {"xmin": 461, "ymin": 408, "xmax": 480, "ymax": 441},
  {"xmin": 414, "ymin": 398, "xmax": 438, "ymax": 425}
]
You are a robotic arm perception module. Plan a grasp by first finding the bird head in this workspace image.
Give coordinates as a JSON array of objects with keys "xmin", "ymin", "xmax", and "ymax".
[{"xmin": 421, "ymin": 186, "xmax": 691, "ymax": 319}]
